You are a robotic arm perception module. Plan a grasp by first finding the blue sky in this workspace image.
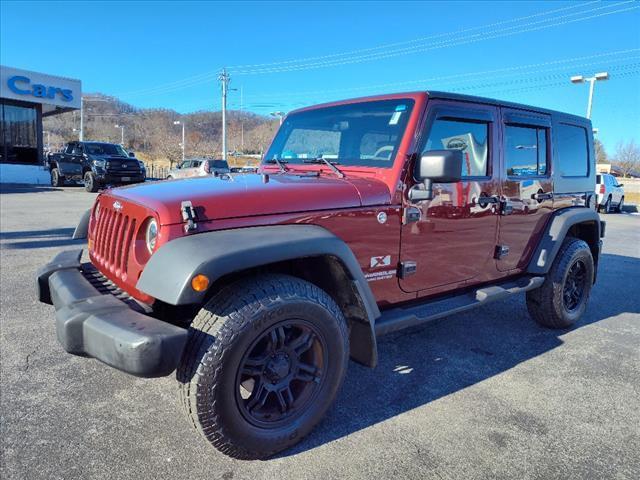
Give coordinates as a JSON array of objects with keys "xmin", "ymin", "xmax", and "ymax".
[{"xmin": 1, "ymin": 0, "xmax": 639, "ymax": 152}]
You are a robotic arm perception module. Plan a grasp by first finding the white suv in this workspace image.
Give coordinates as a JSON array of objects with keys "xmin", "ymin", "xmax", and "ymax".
[{"xmin": 596, "ymin": 173, "xmax": 625, "ymax": 213}]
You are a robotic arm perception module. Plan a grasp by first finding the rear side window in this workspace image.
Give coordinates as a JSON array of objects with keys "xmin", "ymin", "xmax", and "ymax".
[
  {"xmin": 424, "ymin": 119, "xmax": 489, "ymax": 177},
  {"xmin": 556, "ymin": 124, "xmax": 589, "ymax": 177},
  {"xmin": 596, "ymin": 174, "xmax": 602, "ymax": 183},
  {"xmin": 505, "ymin": 125, "xmax": 547, "ymax": 176}
]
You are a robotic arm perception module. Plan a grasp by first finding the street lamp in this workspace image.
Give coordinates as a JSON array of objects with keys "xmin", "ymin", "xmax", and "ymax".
[
  {"xmin": 270, "ymin": 111, "xmax": 285, "ymax": 125},
  {"xmin": 173, "ymin": 120, "xmax": 185, "ymax": 162},
  {"xmin": 114, "ymin": 124, "xmax": 124, "ymax": 145},
  {"xmin": 570, "ymin": 72, "xmax": 609, "ymax": 119},
  {"xmin": 43, "ymin": 130, "xmax": 51, "ymax": 153}
]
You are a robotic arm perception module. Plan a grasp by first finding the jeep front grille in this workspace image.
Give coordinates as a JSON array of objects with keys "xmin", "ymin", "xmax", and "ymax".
[{"xmin": 92, "ymin": 205, "xmax": 136, "ymax": 278}]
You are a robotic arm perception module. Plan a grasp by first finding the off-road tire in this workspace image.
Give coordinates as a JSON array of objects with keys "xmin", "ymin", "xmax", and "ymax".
[
  {"xmin": 526, "ymin": 237, "xmax": 594, "ymax": 329},
  {"xmin": 177, "ymin": 274, "xmax": 349, "ymax": 459},
  {"xmin": 51, "ymin": 168, "xmax": 64, "ymax": 187},
  {"xmin": 84, "ymin": 172, "xmax": 98, "ymax": 193}
]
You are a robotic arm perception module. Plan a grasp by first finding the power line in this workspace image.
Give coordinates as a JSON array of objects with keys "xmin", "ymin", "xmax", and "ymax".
[
  {"xmin": 231, "ymin": 1, "xmax": 638, "ymax": 74},
  {"xmin": 245, "ymin": 49, "xmax": 640, "ymax": 99},
  {"xmin": 225, "ymin": 0, "xmax": 602, "ymax": 70},
  {"xmin": 113, "ymin": 1, "xmax": 634, "ymax": 98}
]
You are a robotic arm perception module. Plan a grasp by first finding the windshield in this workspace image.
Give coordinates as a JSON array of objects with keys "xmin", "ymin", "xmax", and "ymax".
[
  {"xmin": 84, "ymin": 143, "xmax": 128, "ymax": 157},
  {"xmin": 264, "ymin": 99, "xmax": 415, "ymax": 168}
]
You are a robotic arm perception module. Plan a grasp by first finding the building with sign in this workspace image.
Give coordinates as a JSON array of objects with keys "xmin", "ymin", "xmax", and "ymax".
[{"xmin": 1, "ymin": 65, "xmax": 81, "ymax": 165}]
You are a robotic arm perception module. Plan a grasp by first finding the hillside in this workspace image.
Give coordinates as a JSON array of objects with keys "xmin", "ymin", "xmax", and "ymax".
[{"xmin": 42, "ymin": 94, "xmax": 280, "ymax": 167}]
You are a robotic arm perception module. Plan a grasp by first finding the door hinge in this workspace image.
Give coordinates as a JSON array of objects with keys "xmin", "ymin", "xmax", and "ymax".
[
  {"xmin": 494, "ymin": 245, "xmax": 510, "ymax": 259},
  {"xmin": 398, "ymin": 261, "xmax": 417, "ymax": 278}
]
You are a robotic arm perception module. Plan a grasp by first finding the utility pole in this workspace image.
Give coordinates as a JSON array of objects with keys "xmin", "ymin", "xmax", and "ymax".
[
  {"xmin": 115, "ymin": 124, "xmax": 124, "ymax": 145},
  {"xmin": 240, "ymin": 85, "xmax": 244, "ymax": 153},
  {"xmin": 570, "ymin": 72, "xmax": 609, "ymax": 119},
  {"xmin": 173, "ymin": 120, "xmax": 185, "ymax": 162},
  {"xmin": 79, "ymin": 97, "xmax": 84, "ymax": 141},
  {"xmin": 219, "ymin": 68, "xmax": 230, "ymax": 161}
]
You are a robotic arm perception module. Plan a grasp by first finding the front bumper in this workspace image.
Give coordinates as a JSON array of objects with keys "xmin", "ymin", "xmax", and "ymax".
[
  {"xmin": 36, "ymin": 249, "xmax": 187, "ymax": 378},
  {"xmin": 97, "ymin": 173, "xmax": 145, "ymax": 184}
]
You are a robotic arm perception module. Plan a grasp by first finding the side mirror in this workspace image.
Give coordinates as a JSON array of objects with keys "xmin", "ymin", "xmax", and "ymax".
[
  {"xmin": 618, "ymin": 183, "xmax": 624, "ymax": 187},
  {"xmin": 128, "ymin": 151, "xmax": 135, "ymax": 158},
  {"xmin": 409, "ymin": 150, "xmax": 463, "ymax": 201}
]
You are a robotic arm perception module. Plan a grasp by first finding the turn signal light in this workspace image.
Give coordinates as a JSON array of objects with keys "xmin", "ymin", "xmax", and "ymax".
[{"xmin": 191, "ymin": 274, "xmax": 210, "ymax": 292}]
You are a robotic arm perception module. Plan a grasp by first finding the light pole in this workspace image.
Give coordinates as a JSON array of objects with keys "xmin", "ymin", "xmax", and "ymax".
[
  {"xmin": 114, "ymin": 124, "xmax": 124, "ymax": 145},
  {"xmin": 43, "ymin": 130, "xmax": 51, "ymax": 152},
  {"xmin": 570, "ymin": 72, "xmax": 609, "ymax": 119},
  {"xmin": 173, "ymin": 120, "xmax": 185, "ymax": 162},
  {"xmin": 270, "ymin": 111, "xmax": 285, "ymax": 125}
]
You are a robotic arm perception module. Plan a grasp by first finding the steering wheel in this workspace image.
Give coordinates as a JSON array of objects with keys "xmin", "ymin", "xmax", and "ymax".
[{"xmin": 373, "ymin": 145, "xmax": 394, "ymax": 160}]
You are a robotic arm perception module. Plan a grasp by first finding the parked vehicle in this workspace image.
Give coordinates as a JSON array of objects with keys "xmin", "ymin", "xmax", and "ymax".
[
  {"xmin": 47, "ymin": 141, "xmax": 145, "ymax": 192},
  {"xmin": 230, "ymin": 165, "xmax": 258, "ymax": 174},
  {"xmin": 166, "ymin": 158, "xmax": 230, "ymax": 179},
  {"xmin": 596, "ymin": 173, "xmax": 624, "ymax": 213},
  {"xmin": 38, "ymin": 91, "xmax": 604, "ymax": 460}
]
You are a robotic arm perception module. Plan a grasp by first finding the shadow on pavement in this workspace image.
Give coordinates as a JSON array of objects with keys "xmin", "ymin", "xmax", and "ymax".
[
  {"xmin": 0, "ymin": 184, "xmax": 63, "ymax": 194},
  {"xmin": 278, "ymin": 252, "xmax": 640, "ymax": 458},
  {"xmin": 1, "ymin": 227, "xmax": 82, "ymax": 250}
]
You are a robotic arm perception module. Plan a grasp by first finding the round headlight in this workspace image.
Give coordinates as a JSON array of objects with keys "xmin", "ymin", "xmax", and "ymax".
[{"xmin": 145, "ymin": 219, "xmax": 158, "ymax": 253}]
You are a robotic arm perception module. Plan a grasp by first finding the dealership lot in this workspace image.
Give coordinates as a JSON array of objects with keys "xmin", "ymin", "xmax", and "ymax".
[{"xmin": 1, "ymin": 185, "xmax": 639, "ymax": 480}]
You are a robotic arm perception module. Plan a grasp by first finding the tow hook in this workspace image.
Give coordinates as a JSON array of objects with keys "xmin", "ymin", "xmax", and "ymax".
[{"xmin": 181, "ymin": 201, "xmax": 198, "ymax": 233}]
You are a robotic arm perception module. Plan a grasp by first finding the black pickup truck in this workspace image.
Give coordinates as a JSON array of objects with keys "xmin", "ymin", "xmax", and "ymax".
[{"xmin": 46, "ymin": 141, "xmax": 146, "ymax": 192}]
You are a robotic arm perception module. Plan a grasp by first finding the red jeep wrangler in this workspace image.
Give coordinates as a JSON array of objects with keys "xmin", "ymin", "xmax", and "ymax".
[{"xmin": 37, "ymin": 92, "xmax": 604, "ymax": 459}]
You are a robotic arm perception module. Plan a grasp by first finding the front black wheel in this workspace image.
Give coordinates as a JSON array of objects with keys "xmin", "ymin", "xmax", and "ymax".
[
  {"xmin": 84, "ymin": 172, "xmax": 98, "ymax": 192},
  {"xmin": 177, "ymin": 274, "xmax": 349, "ymax": 459},
  {"xmin": 51, "ymin": 168, "xmax": 64, "ymax": 187},
  {"xmin": 526, "ymin": 237, "xmax": 594, "ymax": 329}
]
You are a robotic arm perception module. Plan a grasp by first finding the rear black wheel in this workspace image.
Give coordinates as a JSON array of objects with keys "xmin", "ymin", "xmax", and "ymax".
[
  {"xmin": 601, "ymin": 196, "xmax": 612, "ymax": 214},
  {"xmin": 177, "ymin": 274, "xmax": 349, "ymax": 459},
  {"xmin": 526, "ymin": 237, "xmax": 594, "ymax": 329},
  {"xmin": 84, "ymin": 172, "xmax": 98, "ymax": 192},
  {"xmin": 616, "ymin": 196, "xmax": 625, "ymax": 213}
]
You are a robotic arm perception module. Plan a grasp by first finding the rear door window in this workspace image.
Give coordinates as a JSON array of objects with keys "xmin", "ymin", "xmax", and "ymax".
[
  {"xmin": 505, "ymin": 125, "xmax": 547, "ymax": 176},
  {"xmin": 556, "ymin": 124, "xmax": 589, "ymax": 177}
]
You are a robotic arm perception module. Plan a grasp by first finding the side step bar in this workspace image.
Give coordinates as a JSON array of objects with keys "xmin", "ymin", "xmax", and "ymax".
[{"xmin": 375, "ymin": 276, "xmax": 544, "ymax": 336}]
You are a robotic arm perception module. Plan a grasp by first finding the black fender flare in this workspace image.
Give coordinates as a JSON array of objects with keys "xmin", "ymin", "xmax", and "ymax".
[
  {"xmin": 136, "ymin": 225, "xmax": 381, "ymax": 365},
  {"xmin": 72, "ymin": 209, "xmax": 91, "ymax": 239},
  {"xmin": 527, "ymin": 207, "xmax": 604, "ymax": 275}
]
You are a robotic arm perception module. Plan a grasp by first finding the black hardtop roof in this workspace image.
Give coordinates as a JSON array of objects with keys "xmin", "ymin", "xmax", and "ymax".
[{"xmin": 426, "ymin": 90, "xmax": 589, "ymax": 125}]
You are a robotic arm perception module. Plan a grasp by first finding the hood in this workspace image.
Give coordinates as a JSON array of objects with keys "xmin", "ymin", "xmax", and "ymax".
[{"xmin": 110, "ymin": 173, "xmax": 391, "ymax": 225}]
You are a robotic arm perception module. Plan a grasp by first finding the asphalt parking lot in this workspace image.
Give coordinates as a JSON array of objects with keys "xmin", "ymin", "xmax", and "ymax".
[{"xmin": 1, "ymin": 184, "xmax": 639, "ymax": 480}]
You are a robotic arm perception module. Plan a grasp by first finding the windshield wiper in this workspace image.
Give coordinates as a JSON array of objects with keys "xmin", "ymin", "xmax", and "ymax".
[
  {"xmin": 264, "ymin": 157, "xmax": 288, "ymax": 173},
  {"xmin": 303, "ymin": 157, "xmax": 345, "ymax": 178}
]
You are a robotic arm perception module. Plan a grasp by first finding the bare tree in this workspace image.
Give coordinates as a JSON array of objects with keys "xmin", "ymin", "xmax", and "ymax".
[
  {"xmin": 594, "ymin": 138, "xmax": 609, "ymax": 164},
  {"xmin": 613, "ymin": 140, "xmax": 640, "ymax": 177}
]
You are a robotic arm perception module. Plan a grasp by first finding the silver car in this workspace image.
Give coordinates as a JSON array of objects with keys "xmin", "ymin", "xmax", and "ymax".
[{"xmin": 167, "ymin": 158, "xmax": 230, "ymax": 180}]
